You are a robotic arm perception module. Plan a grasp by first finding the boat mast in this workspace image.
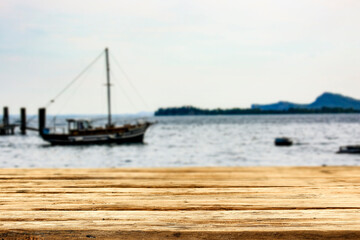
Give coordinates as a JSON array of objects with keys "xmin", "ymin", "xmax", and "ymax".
[{"xmin": 105, "ymin": 48, "xmax": 112, "ymax": 127}]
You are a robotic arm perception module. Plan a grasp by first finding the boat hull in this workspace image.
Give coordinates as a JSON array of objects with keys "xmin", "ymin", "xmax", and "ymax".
[
  {"xmin": 337, "ymin": 145, "xmax": 360, "ymax": 154},
  {"xmin": 41, "ymin": 123, "xmax": 152, "ymax": 146}
]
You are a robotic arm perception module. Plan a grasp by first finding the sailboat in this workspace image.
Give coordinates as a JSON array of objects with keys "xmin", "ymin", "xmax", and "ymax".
[{"xmin": 39, "ymin": 48, "xmax": 153, "ymax": 145}]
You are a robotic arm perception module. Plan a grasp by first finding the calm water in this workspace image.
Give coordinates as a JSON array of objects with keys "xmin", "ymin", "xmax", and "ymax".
[{"xmin": 1, "ymin": 114, "xmax": 360, "ymax": 168}]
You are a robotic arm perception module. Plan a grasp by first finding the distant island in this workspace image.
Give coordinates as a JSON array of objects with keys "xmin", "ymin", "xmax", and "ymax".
[
  {"xmin": 252, "ymin": 92, "xmax": 360, "ymax": 111},
  {"xmin": 155, "ymin": 92, "xmax": 360, "ymax": 116}
]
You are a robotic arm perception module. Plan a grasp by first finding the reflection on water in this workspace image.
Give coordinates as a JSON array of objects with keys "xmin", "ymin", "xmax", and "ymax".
[{"xmin": 1, "ymin": 114, "xmax": 360, "ymax": 167}]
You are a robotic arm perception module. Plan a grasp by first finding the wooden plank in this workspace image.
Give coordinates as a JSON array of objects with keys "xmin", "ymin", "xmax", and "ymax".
[
  {"xmin": 0, "ymin": 167, "xmax": 360, "ymax": 239},
  {"xmin": 1, "ymin": 210, "xmax": 360, "ymax": 230},
  {"xmin": 0, "ymin": 190, "xmax": 359, "ymax": 211}
]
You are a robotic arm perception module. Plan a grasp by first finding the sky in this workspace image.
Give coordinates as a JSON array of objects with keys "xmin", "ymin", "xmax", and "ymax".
[{"xmin": 0, "ymin": 0, "xmax": 360, "ymax": 114}]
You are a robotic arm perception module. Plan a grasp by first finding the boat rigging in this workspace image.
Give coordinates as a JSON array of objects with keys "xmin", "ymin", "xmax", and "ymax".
[{"xmin": 39, "ymin": 48, "xmax": 153, "ymax": 145}]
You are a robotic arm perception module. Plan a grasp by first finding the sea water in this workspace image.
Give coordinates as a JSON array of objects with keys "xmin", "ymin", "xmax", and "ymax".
[{"xmin": 1, "ymin": 114, "xmax": 360, "ymax": 168}]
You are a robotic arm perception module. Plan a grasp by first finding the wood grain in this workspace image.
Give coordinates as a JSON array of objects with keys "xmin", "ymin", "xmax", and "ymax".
[{"xmin": 0, "ymin": 167, "xmax": 359, "ymax": 239}]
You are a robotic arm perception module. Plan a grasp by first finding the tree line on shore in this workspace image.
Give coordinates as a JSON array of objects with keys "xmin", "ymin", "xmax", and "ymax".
[{"xmin": 155, "ymin": 106, "xmax": 360, "ymax": 116}]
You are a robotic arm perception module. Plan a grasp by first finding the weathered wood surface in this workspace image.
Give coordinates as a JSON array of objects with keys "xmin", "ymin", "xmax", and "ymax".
[{"xmin": 0, "ymin": 167, "xmax": 359, "ymax": 239}]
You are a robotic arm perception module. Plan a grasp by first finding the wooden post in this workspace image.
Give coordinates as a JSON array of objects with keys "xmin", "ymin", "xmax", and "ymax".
[
  {"xmin": 39, "ymin": 108, "xmax": 46, "ymax": 135},
  {"xmin": 3, "ymin": 107, "xmax": 9, "ymax": 126},
  {"xmin": 3, "ymin": 107, "xmax": 9, "ymax": 135},
  {"xmin": 20, "ymin": 108, "xmax": 26, "ymax": 135}
]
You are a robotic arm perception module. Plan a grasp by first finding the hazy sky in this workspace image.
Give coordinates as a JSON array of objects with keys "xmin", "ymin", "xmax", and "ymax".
[{"xmin": 1, "ymin": 0, "xmax": 360, "ymax": 114}]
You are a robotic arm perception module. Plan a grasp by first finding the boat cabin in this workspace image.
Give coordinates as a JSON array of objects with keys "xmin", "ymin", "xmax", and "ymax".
[{"xmin": 66, "ymin": 119, "xmax": 93, "ymax": 132}]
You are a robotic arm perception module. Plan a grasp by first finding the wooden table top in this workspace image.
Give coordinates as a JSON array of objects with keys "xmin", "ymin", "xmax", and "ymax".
[{"xmin": 0, "ymin": 166, "xmax": 359, "ymax": 239}]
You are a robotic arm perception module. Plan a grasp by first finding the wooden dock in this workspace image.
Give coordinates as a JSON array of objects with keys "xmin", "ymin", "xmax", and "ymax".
[
  {"xmin": 0, "ymin": 124, "xmax": 16, "ymax": 135},
  {"xmin": 0, "ymin": 166, "xmax": 360, "ymax": 239}
]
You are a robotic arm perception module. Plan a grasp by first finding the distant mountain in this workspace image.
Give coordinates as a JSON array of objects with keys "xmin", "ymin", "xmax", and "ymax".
[
  {"xmin": 308, "ymin": 93, "xmax": 360, "ymax": 109},
  {"xmin": 155, "ymin": 92, "xmax": 360, "ymax": 116},
  {"xmin": 251, "ymin": 92, "xmax": 360, "ymax": 111},
  {"xmin": 251, "ymin": 101, "xmax": 306, "ymax": 111}
]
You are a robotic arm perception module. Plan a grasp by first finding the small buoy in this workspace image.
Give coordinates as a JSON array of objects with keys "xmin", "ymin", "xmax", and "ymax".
[
  {"xmin": 275, "ymin": 137, "xmax": 293, "ymax": 146},
  {"xmin": 337, "ymin": 145, "xmax": 360, "ymax": 154}
]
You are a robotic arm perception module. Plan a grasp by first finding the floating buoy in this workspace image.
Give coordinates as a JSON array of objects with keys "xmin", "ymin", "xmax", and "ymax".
[{"xmin": 275, "ymin": 137, "xmax": 293, "ymax": 146}]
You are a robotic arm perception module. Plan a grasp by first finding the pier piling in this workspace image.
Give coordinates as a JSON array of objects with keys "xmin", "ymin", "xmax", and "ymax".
[
  {"xmin": 3, "ymin": 107, "xmax": 9, "ymax": 126},
  {"xmin": 38, "ymin": 108, "xmax": 46, "ymax": 135},
  {"xmin": 0, "ymin": 107, "xmax": 15, "ymax": 135},
  {"xmin": 20, "ymin": 108, "xmax": 26, "ymax": 135}
]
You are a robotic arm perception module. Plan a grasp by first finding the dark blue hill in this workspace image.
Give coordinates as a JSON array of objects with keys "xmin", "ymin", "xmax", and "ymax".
[{"xmin": 252, "ymin": 92, "xmax": 360, "ymax": 111}]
